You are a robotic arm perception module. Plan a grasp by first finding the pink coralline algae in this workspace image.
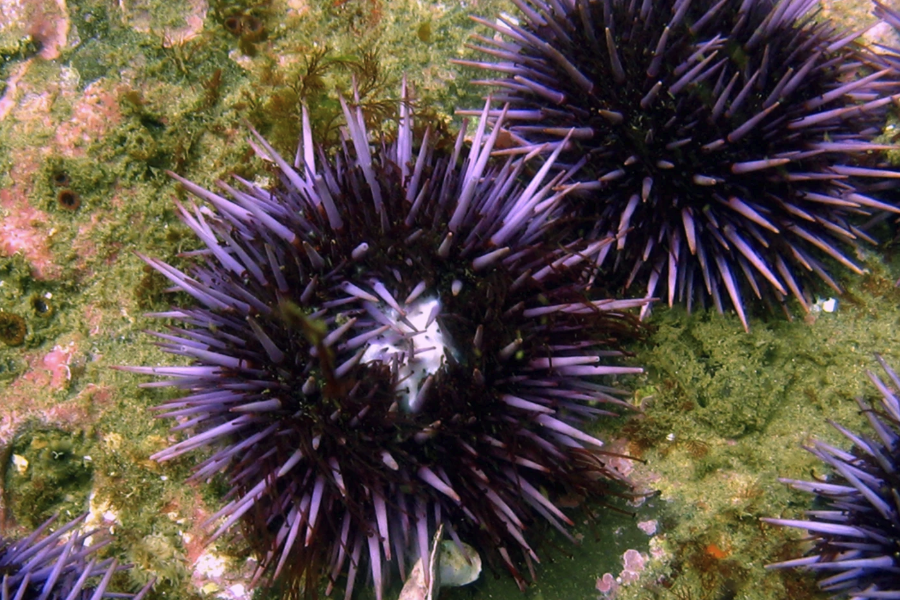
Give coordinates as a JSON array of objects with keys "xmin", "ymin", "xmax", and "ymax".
[
  {"xmin": 0, "ymin": 0, "xmax": 70, "ymax": 61},
  {"xmin": 0, "ymin": 376, "xmax": 112, "ymax": 448},
  {"xmin": 118, "ymin": 0, "xmax": 208, "ymax": 47},
  {"xmin": 0, "ymin": 335, "xmax": 117, "ymax": 447},
  {"xmin": 0, "ymin": 186, "xmax": 57, "ymax": 279},
  {"xmin": 596, "ymin": 549, "xmax": 649, "ymax": 598},
  {"xmin": 637, "ymin": 519, "xmax": 658, "ymax": 535},
  {"xmin": 21, "ymin": 341, "xmax": 76, "ymax": 389},
  {"xmin": 596, "ymin": 572, "xmax": 618, "ymax": 596},
  {"xmin": 0, "ymin": 0, "xmax": 71, "ymax": 121},
  {"xmin": 599, "ymin": 438, "xmax": 636, "ymax": 479},
  {"xmin": 620, "ymin": 549, "xmax": 647, "ymax": 584},
  {"xmin": 55, "ymin": 81, "xmax": 123, "ymax": 157}
]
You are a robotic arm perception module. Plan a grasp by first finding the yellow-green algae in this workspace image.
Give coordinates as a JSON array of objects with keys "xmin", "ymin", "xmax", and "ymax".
[{"xmin": 0, "ymin": 0, "xmax": 899, "ymax": 599}]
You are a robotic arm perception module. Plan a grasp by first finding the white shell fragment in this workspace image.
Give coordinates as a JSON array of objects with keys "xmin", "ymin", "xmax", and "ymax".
[
  {"xmin": 812, "ymin": 297, "xmax": 838, "ymax": 314},
  {"xmin": 12, "ymin": 454, "xmax": 28, "ymax": 475},
  {"xmin": 398, "ymin": 524, "xmax": 482, "ymax": 600}
]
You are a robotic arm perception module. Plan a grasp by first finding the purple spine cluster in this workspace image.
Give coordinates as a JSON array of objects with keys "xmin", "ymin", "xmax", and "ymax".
[
  {"xmin": 764, "ymin": 356, "xmax": 900, "ymax": 598},
  {"xmin": 0, "ymin": 514, "xmax": 152, "ymax": 600},
  {"xmin": 460, "ymin": 0, "xmax": 900, "ymax": 330}
]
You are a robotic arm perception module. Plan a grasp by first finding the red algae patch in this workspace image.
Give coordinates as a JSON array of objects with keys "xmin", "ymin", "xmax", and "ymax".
[
  {"xmin": 21, "ymin": 340, "xmax": 77, "ymax": 389},
  {"xmin": 55, "ymin": 81, "xmax": 124, "ymax": 157},
  {"xmin": 0, "ymin": 378, "xmax": 112, "ymax": 447},
  {"xmin": 0, "ymin": 0, "xmax": 71, "ymax": 120},
  {"xmin": 0, "ymin": 336, "xmax": 116, "ymax": 444},
  {"xmin": 0, "ymin": 77, "xmax": 124, "ymax": 279},
  {"xmin": 0, "ymin": 0, "xmax": 70, "ymax": 61},
  {"xmin": 118, "ymin": 0, "xmax": 208, "ymax": 47},
  {"xmin": 0, "ymin": 186, "xmax": 57, "ymax": 279}
]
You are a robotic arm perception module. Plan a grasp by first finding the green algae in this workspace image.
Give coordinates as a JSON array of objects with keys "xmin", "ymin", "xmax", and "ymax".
[
  {"xmin": 123, "ymin": 530, "xmax": 191, "ymax": 589},
  {"xmin": 2, "ymin": 427, "xmax": 95, "ymax": 529},
  {"xmin": 0, "ymin": 255, "xmax": 72, "ymax": 352},
  {"xmin": 642, "ymin": 314, "xmax": 793, "ymax": 438}
]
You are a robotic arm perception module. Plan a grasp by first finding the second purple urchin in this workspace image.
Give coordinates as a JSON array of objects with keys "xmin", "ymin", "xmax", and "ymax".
[
  {"xmin": 460, "ymin": 0, "xmax": 900, "ymax": 331},
  {"xmin": 120, "ymin": 82, "xmax": 647, "ymax": 598},
  {"xmin": 764, "ymin": 356, "xmax": 900, "ymax": 598}
]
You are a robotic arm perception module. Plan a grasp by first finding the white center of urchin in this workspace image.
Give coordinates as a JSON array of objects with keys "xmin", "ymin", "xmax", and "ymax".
[{"xmin": 361, "ymin": 296, "xmax": 449, "ymax": 414}]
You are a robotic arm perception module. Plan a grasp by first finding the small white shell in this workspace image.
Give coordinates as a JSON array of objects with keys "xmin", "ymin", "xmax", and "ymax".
[{"xmin": 439, "ymin": 540, "xmax": 482, "ymax": 587}]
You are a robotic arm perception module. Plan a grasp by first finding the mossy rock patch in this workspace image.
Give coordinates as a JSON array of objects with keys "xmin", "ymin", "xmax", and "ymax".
[{"xmin": 3, "ymin": 427, "xmax": 95, "ymax": 528}]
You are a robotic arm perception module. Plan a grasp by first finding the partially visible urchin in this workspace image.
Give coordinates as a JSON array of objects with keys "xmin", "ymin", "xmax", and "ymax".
[
  {"xmin": 460, "ymin": 0, "xmax": 900, "ymax": 330},
  {"xmin": 122, "ymin": 83, "xmax": 646, "ymax": 598},
  {"xmin": 875, "ymin": 1, "xmax": 900, "ymax": 69},
  {"xmin": 763, "ymin": 355, "xmax": 900, "ymax": 598},
  {"xmin": 0, "ymin": 513, "xmax": 153, "ymax": 600}
]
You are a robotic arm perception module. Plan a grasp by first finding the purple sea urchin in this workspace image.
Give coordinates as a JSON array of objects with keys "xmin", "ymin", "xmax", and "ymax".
[
  {"xmin": 763, "ymin": 355, "xmax": 900, "ymax": 598},
  {"xmin": 460, "ymin": 0, "xmax": 900, "ymax": 331},
  {"xmin": 121, "ymin": 83, "xmax": 646, "ymax": 598},
  {"xmin": 0, "ymin": 513, "xmax": 153, "ymax": 600}
]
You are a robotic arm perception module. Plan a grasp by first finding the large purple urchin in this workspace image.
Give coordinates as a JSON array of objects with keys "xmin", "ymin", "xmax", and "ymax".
[
  {"xmin": 763, "ymin": 356, "xmax": 900, "ymax": 598},
  {"xmin": 120, "ymin": 81, "xmax": 647, "ymax": 598},
  {"xmin": 458, "ymin": 0, "xmax": 900, "ymax": 331},
  {"xmin": 0, "ymin": 513, "xmax": 153, "ymax": 600}
]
